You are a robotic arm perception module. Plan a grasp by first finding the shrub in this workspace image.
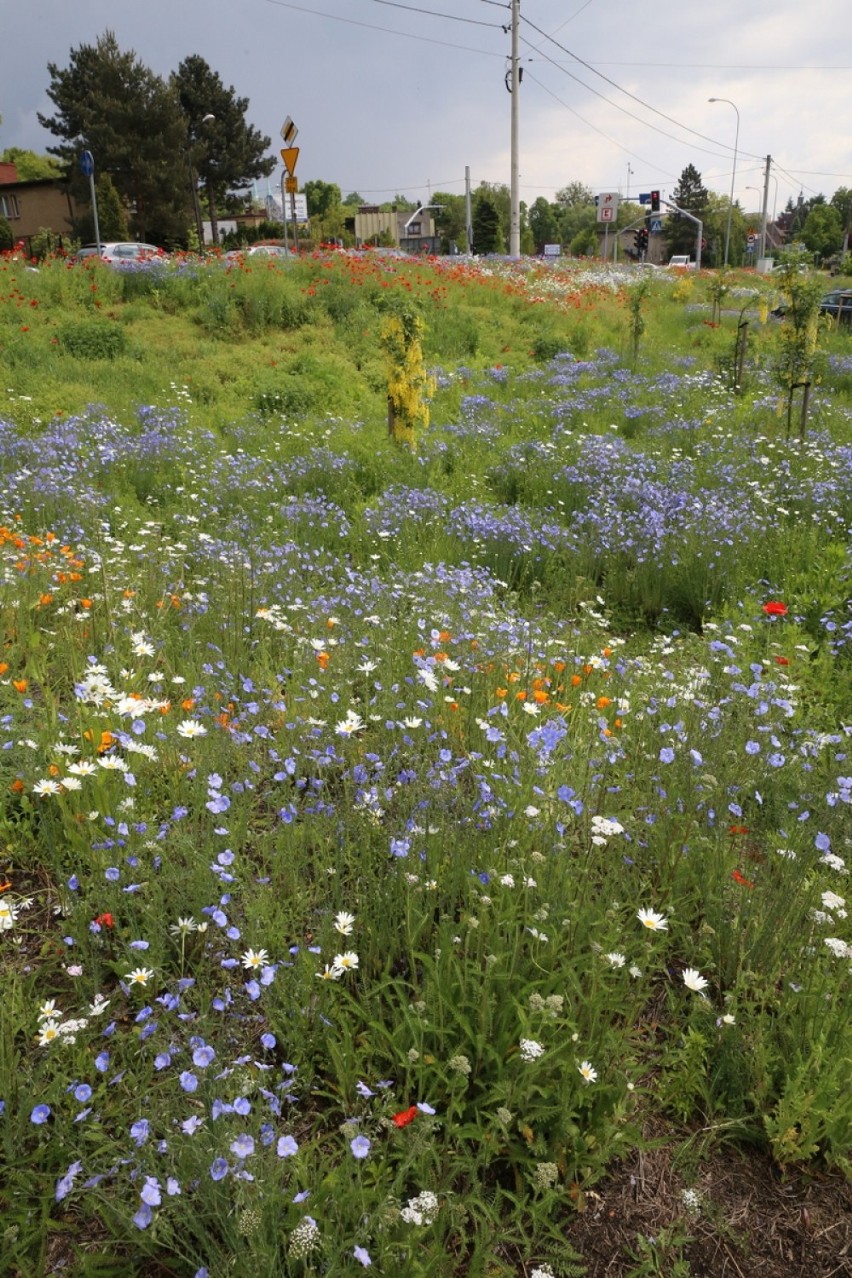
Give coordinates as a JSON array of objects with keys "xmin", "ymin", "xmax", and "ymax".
[{"xmin": 57, "ymin": 318, "xmax": 127, "ymax": 359}]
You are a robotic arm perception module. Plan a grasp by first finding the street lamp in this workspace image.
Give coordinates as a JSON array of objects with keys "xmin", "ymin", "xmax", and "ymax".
[{"xmin": 709, "ymin": 97, "xmax": 739, "ymax": 268}]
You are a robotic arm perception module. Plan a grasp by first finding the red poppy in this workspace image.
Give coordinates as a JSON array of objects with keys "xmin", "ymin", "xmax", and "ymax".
[
  {"xmin": 774, "ymin": 656, "xmax": 790, "ymax": 666},
  {"xmin": 94, "ymin": 912, "xmax": 115, "ymax": 929},
  {"xmin": 732, "ymin": 869, "xmax": 755, "ymax": 889},
  {"xmin": 392, "ymin": 1106, "xmax": 418, "ymax": 1128},
  {"xmin": 728, "ymin": 825, "xmax": 749, "ymax": 836},
  {"xmin": 762, "ymin": 601, "xmax": 788, "ymax": 617}
]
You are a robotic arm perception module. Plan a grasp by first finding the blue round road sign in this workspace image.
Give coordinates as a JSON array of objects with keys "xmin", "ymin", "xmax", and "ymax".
[{"xmin": 79, "ymin": 150, "xmax": 94, "ymax": 176}]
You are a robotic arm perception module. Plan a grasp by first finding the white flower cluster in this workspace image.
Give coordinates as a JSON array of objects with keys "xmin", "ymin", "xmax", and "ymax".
[
  {"xmin": 401, "ymin": 1190, "xmax": 439, "ymax": 1226},
  {"xmin": 519, "ymin": 1038, "xmax": 545, "ymax": 1062}
]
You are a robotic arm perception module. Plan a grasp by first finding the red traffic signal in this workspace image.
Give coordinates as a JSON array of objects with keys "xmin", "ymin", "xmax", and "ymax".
[{"xmin": 650, "ymin": 190, "xmax": 661, "ymax": 213}]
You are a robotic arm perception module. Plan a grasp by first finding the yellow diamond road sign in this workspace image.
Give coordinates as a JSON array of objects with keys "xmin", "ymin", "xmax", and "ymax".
[{"xmin": 280, "ymin": 146, "xmax": 299, "ymax": 176}]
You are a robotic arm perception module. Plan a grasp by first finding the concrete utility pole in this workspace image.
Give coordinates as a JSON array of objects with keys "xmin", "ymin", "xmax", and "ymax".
[
  {"xmin": 509, "ymin": 0, "xmax": 521, "ymax": 257},
  {"xmin": 758, "ymin": 154, "xmax": 772, "ymax": 265}
]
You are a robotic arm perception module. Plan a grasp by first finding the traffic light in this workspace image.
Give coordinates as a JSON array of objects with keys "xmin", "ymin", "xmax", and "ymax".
[
  {"xmin": 650, "ymin": 190, "xmax": 661, "ymax": 213},
  {"xmin": 634, "ymin": 230, "xmax": 643, "ymax": 254}
]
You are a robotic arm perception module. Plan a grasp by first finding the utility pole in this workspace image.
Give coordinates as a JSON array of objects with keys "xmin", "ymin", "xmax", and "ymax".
[
  {"xmin": 465, "ymin": 166, "xmax": 473, "ymax": 254},
  {"xmin": 758, "ymin": 154, "xmax": 772, "ymax": 266},
  {"xmin": 509, "ymin": 0, "xmax": 521, "ymax": 257}
]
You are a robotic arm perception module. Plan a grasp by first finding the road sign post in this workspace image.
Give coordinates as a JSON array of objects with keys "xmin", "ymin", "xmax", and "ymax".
[
  {"xmin": 279, "ymin": 118, "xmax": 300, "ymax": 250},
  {"xmin": 79, "ymin": 150, "xmax": 101, "ymax": 254}
]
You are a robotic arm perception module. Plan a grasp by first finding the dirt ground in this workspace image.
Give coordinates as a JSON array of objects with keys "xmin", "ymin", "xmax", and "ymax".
[{"xmin": 565, "ymin": 1138, "xmax": 852, "ymax": 1277}]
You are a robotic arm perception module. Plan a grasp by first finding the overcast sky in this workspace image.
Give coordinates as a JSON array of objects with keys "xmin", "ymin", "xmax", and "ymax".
[{"xmin": 2, "ymin": 0, "xmax": 851, "ymax": 218}]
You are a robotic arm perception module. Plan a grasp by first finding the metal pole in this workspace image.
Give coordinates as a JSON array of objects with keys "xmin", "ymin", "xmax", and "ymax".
[
  {"xmin": 290, "ymin": 191, "xmax": 299, "ymax": 252},
  {"xmin": 465, "ymin": 165, "xmax": 473, "ymax": 254},
  {"xmin": 708, "ymin": 98, "xmax": 739, "ymax": 268},
  {"xmin": 88, "ymin": 169, "xmax": 101, "ymax": 255},
  {"xmin": 281, "ymin": 173, "xmax": 290, "ymax": 253},
  {"xmin": 509, "ymin": 0, "xmax": 521, "ymax": 257}
]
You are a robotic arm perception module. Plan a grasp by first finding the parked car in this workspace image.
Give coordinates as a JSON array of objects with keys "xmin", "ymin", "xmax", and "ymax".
[
  {"xmin": 75, "ymin": 242, "xmax": 165, "ymax": 265},
  {"xmin": 667, "ymin": 255, "xmax": 696, "ymax": 269},
  {"xmin": 771, "ymin": 289, "xmax": 852, "ymax": 322},
  {"xmin": 222, "ymin": 243, "xmax": 296, "ymax": 262},
  {"xmin": 819, "ymin": 289, "xmax": 852, "ymax": 322}
]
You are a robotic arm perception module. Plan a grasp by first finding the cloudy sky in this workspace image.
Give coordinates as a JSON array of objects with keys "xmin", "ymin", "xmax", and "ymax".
[{"xmin": 2, "ymin": 0, "xmax": 850, "ymax": 217}]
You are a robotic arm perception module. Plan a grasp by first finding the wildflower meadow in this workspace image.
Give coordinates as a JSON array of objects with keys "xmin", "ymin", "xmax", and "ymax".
[{"xmin": 0, "ymin": 248, "xmax": 851, "ymax": 1276}]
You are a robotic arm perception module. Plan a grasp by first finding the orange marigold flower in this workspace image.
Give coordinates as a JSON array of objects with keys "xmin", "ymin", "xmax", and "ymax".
[
  {"xmin": 596, "ymin": 696, "xmax": 612, "ymax": 709},
  {"xmin": 12, "ymin": 679, "xmax": 27, "ymax": 693},
  {"xmin": 571, "ymin": 674, "xmax": 583, "ymax": 688},
  {"xmin": 316, "ymin": 652, "xmax": 330, "ymax": 670},
  {"xmin": 39, "ymin": 593, "xmax": 53, "ymax": 606},
  {"xmin": 0, "ymin": 662, "xmax": 8, "ymax": 675},
  {"xmin": 181, "ymin": 698, "xmax": 195, "ymax": 712},
  {"xmin": 10, "ymin": 778, "xmax": 25, "ymax": 793}
]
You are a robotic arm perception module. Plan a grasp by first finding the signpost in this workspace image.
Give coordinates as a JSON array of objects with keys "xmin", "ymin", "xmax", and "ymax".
[
  {"xmin": 79, "ymin": 150, "xmax": 101, "ymax": 254},
  {"xmin": 596, "ymin": 192, "xmax": 620, "ymax": 223},
  {"xmin": 279, "ymin": 118, "xmax": 301, "ymax": 250},
  {"xmin": 596, "ymin": 193, "xmax": 620, "ymax": 261}
]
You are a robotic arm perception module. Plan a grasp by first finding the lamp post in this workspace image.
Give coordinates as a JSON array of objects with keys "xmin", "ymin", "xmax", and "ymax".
[
  {"xmin": 709, "ymin": 97, "xmax": 739, "ymax": 268},
  {"xmin": 626, "ymin": 162, "xmax": 633, "ymax": 200}
]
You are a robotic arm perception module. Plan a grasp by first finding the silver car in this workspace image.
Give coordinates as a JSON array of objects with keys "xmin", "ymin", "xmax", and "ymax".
[{"xmin": 75, "ymin": 242, "xmax": 165, "ymax": 265}]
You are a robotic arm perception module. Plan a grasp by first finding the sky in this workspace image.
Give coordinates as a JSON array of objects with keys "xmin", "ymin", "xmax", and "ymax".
[{"xmin": 2, "ymin": 0, "xmax": 851, "ymax": 219}]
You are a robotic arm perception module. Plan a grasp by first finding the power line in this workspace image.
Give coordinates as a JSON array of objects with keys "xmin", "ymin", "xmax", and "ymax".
[
  {"xmin": 369, "ymin": 0, "xmax": 501, "ymax": 27},
  {"xmin": 520, "ymin": 35, "xmax": 744, "ymax": 166},
  {"xmin": 520, "ymin": 12, "xmax": 766, "ymax": 163},
  {"xmin": 263, "ymin": 0, "xmax": 504, "ymax": 55}
]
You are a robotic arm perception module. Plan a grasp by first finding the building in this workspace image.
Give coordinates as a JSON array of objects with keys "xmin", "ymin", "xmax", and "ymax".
[
  {"xmin": 0, "ymin": 163, "xmax": 83, "ymax": 253},
  {"xmin": 350, "ymin": 206, "xmax": 439, "ymax": 254}
]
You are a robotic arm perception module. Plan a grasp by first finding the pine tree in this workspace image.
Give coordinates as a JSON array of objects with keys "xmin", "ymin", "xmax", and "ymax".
[
  {"xmin": 173, "ymin": 56, "xmax": 275, "ymax": 246},
  {"xmin": 38, "ymin": 31, "xmax": 188, "ymax": 244},
  {"xmin": 665, "ymin": 164, "xmax": 709, "ymax": 259},
  {"xmin": 472, "ymin": 192, "xmax": 502, "ymax": 254}
]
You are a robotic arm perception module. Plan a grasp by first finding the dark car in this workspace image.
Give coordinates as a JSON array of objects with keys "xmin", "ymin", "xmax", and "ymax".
[
  {"xmin": 818, "ymin": 289, "xmax": 852, "ymax": 322},
  {"xmin": 771, "ymin": 289, "xmax": 852, "ymax": 322}
]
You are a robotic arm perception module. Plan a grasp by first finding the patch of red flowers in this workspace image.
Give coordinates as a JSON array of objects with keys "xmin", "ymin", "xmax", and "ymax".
[
  {"xmin": 728, "ymin": 825, "xmax": 749, "ymax": 836},
  {"xmin": 392, "ymin": 1106, "xmax": 418, "ymax": 1128},
  {"xmin": 761, "ymin": 601, "xmax": 788, "ymax": 617},
  {"xmin": 93, "ymin": 912, "xmax": 115, "ymax": 929},
  {"xmin": 732, "ymin": 869, "xmax": 755, "ymax": 889},
  {"xmin": 774, "ymin": 655, "xmax": 790, "ymax": 665}
]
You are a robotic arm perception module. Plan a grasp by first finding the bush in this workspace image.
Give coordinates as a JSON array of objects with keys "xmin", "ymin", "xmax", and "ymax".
[{"xmin": 58, "ymin": 318, "xmax": 127, "ymax": 359}]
